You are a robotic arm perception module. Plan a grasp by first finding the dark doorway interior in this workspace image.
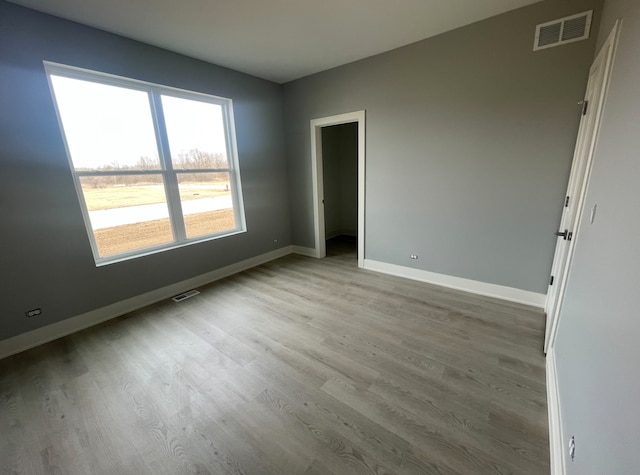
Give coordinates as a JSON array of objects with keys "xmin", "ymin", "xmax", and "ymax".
[{"xmin": 321, "ymin": 122, "xmax": 358, "ymax": 259}]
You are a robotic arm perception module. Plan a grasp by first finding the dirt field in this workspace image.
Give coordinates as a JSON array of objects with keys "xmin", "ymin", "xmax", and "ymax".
[
  {"xmin": 82, "ymin": 184, "xmax": 229, "ymax": 211},
  {"xmin": 95, "ymin": 209, "xmax": 236, "ymax": 257}
]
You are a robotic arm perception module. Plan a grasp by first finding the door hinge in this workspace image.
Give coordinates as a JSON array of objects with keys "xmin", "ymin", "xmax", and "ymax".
[
  {"xmin": 567, "ymin": 231, "xmax": 573, "ymax": 241},
  {"xmin": 582, "ymin": 100, "xmax": 589, "ymax": 116},
  {"xmin": 565, "ymin": 196, "xmax": 570, "ymax": 207},
  {"xmin": 550, "ymin": 275, "xmax": 554, "ymax": 286}
]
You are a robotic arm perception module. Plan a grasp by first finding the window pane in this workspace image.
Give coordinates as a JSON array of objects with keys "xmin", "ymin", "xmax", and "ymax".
[
  {"xmin": 161, "ymin": 95, "xmax": 229, "ymax": 169},
  {"xmin": 80, "ymin": 175, "xmax": 173, "ymax": 257},
  {"xmin": 47, "ymin": 64, "xmax": 246, "ymax": 265},
  {"xmin": 177, "ymin": 172, "xmax": 235, "ymax": 238},
  {"xmin": 50, "ymin": 76, "xmax": 160, "ymax": 171}
]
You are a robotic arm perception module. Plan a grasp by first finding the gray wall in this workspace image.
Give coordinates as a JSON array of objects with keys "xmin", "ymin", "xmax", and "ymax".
[
  {"xmin": 321, "ymin": 123, "xmax": 358, "ymax": 239},
  {"xmin": 555, "ymin": 0, "xmax": 640, "ymax": 472},
  {"xmin": 0, "ymin": 1, "xmax": 290, "ymax": 341},
  {"xmin": 284, "ymin": 0, "xmax": 602, "ymax": 294}
]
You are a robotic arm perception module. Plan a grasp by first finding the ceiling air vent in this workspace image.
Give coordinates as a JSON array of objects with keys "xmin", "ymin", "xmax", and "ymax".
[{"xmin": 534, "ymin": 10, "xmax": 593, "ymax": 51}]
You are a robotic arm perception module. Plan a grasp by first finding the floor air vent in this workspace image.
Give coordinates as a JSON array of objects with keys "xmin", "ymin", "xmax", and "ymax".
[
  {"xmin": 172, "ymin": 289, "xmax": 200, "ymax": 302},
  {"xmin": 534, "ymin": 10, "xmax": 592, "ymax": 51}
]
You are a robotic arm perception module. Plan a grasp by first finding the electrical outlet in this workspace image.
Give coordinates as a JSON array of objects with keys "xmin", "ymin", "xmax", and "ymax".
[
  {"xmin": 410, "ymin": 254, "xmax": 419, "ymax": 260},
  {"xmin": 25, "ymin": 308, "xmax": 42, "ymax": 318}
]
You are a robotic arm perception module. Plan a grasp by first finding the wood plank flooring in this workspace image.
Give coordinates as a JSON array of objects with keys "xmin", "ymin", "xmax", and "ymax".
[{"xmin": 0, "ymin": 237, "xmax": 549, "ymax": 474}]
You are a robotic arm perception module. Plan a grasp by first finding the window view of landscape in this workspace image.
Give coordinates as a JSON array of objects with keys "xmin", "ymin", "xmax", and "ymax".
[
  {"xmin": 49, "ymin": 70, "xmax": 240, "ymax": 260},
  {"xmin": 162, "ymin": 95, "xmax": 236, "ymax": 240}
]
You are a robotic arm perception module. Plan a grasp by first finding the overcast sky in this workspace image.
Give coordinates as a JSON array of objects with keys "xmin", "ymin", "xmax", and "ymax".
[{"xmin": 50, "ymin": 75, "xmax": 227, "ymax": 170}]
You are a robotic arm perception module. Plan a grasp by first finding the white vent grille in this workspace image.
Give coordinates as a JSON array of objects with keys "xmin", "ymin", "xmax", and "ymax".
[
  {"xmin": 534, "ymin": 11, "xmax": 592, "ymax": 51},
  {"xmin": 172, "ymin": 289, "xmax": 200, "ymax": 302}
]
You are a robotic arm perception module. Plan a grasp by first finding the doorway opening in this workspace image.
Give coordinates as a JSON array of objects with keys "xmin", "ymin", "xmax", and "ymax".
[
  {"xmin": 310, "ymin": 111, "xmax": 365, "ymax": 267},
  {"xmin": 322, "ymin": 123, "xmax": 358, "ymax": 259}
]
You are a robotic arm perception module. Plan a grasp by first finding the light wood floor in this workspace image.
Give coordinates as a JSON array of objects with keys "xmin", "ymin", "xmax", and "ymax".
[{"xmin": 0, "ymin": 237, "xmax": 549, "ymax": 474}]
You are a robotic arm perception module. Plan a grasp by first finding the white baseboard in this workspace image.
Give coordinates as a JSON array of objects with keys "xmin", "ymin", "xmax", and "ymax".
[
  {"xmin": 363, "ymin": 259, "xmax": 546, "ymax": 308},
  {"xmin": 0, "ymin": 246, "xmax": 294, "ymax": 360},
  {"xmin": 326, "ymin": 230, "xmax": 357, "ymax": 240},
  {"xmin": 0, "ymin": 248, "xmax": 546, "ymax": 360},
  {"xmin": 291, "ymin": 245, "xmax": 319, "ymax": 258},
  {"xmin": 547, "ymin": 347, "xmax": 566, "ymax": 475}
]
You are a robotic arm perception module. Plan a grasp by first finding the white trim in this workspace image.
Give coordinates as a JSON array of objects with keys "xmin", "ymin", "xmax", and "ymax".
[
  {"xmin": 363, "ymin": 259, "xmax": 546, "ymax": 308},
  {"xmin": 547, "ymin": 348, "xmax": 566, "ymax": 475},
  {"xmin": 291, "ymin": 245, "xmax": 318, "ymax": 258},
  {"xmin": 356, "ymin": 114, "xmax": 365, "ymax": 269},
  {"xmin": 0, "ymin": 246, "xmax": 293, "ymax": 360},
  {"xmin": 310, "ymin": 119, "xmax": 326, "ymax": 259},
  {"xmin": 44, "ymin": 61, "xmax": 234, "ymax": 104},
  {"xmin": 310, "ymin": 110, "xmax": 366, "ymax": 268}
]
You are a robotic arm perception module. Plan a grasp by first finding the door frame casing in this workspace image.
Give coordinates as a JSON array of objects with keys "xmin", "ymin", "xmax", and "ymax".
[
  {"xmin": 310, "ymin": 110, "xmax": 366, "ymax": 267},
  {"xmin": 544, "ymin": 21, "xmax": 621, "ymax": 353}
]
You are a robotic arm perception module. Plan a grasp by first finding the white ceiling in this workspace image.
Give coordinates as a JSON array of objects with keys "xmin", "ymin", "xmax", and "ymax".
[{"xmin": 9, "ymin": 0, "xmax": 541, "ymax": 83}]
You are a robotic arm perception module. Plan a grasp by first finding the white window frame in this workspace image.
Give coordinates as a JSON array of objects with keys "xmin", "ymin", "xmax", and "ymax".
[{"xmin": 44, "ymin": 61, "xmax": 246, "ymax": 266}]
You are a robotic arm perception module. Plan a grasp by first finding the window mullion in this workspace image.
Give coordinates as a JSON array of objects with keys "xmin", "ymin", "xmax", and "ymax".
[{"xmin": 149, "ymin": 91, "xmax": 186, "ymax": 241}]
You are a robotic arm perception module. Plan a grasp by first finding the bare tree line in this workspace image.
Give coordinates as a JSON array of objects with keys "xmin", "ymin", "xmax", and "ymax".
[{"xmin": 80, "ymin": 149, "xmax": 229, "ymax": 188}]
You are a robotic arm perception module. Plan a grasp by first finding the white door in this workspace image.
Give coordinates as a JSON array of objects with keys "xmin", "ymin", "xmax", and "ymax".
[{"xmin": 544, "ymin": 21, "xmax": 621, "ymax": 353}]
